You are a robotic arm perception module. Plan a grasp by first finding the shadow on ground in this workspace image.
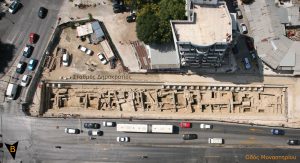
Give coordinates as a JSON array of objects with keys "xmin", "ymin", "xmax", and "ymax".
[{"xmin": 0, "ymin": 40, "xmax": 16, "ymax": 75}]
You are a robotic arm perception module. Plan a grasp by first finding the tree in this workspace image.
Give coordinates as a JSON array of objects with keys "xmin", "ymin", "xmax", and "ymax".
[
  {"xmin": 136, "ymin": 0, "xmax": 185, "ymax": 44},
  {"xmin": 136, "ymin": 4, "xmax": 160, "ymax": 44}
]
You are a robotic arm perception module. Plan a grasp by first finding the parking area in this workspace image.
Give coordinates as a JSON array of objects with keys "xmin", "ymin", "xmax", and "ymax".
[{"xmin": 43, "ymin": 25, "xmax": 124, "ymax": 80}]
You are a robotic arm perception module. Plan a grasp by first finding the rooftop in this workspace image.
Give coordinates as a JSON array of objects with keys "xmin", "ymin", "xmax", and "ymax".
[{"xmin": 173, "ymin": 3, "xmax": 232, "ymax": 45}]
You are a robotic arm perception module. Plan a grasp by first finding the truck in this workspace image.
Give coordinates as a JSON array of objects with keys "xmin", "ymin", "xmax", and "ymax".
[
  {"xmin": 208, "ymin": 138, "xmax": 224, "ymax": 144},
  {"xmin": 116, "ymin": 124, "xmax": 174, "ymax": 134},
  {"xmin": 6, "ymin": 83, "xmax": 19, "ymax": 100},
  {"xmin": 151, "ymin": 125, "xmax": 174, "ymax": 134}
]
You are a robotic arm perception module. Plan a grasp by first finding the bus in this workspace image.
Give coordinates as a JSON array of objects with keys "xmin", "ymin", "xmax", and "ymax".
[{"xmin": 116, "ymin": 124, "xmax": 174, "ymax": 134}]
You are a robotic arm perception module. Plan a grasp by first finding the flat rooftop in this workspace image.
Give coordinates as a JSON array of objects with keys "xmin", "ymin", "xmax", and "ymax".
[{"xmin": 174, "ymin": 3, "xmax": 232, "ymax": 45}]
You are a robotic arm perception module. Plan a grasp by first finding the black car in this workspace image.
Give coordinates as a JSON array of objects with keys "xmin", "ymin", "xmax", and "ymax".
[
  {"xmin": 287, "ymin": 139, "xmax": 299, "ymax": 145},
  {"xmin": 22, "ymin": 45, "xmax": 33, "ymax": 58},
  {"xmin": 182, "ymin": 134, "xmax": 197, "ymax": 140},
  {"xmin": 38, "ymin": 7, "xmax": 47, "ymax": 18},
  {"xmin": 113, "ymin": 4, "xmax": 126, "ymax": 13},
  {"xmin": 16, "ymin": 61, "xmax": 26, "ymax": 74},
  {"xmin": 84, "ymin": 123, "xmax": 100, "ymax": 129},
  {"xmin": 126, "ymin": 15, "xmax": 136, "ymax": 23}
]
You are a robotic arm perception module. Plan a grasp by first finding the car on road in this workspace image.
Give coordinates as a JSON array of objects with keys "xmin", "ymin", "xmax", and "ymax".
[
  {"xmin": 84, "ymin": 123, "xmax": 100, "ymax": 129},
  {"xmin": 88, "ymin": 130, "xmax": 103, "ymax": 136},
  {"xmin": 64, "ymin": 128, "xmax": 80, "ymax": 134},
  {"xmin": 27, "ymin": 59, "xmax": 38, "ymax": 71},
  {"xmin": 8, "ymin": 1, "xmax": 21, "ymax": 14},
  {"xmin": 16, "ymin": 61, "xmax": 26, "ymax": 74},
  {"xmin": 20, "ymin": 75, "xmax": 32, "ymax": 87},
  {"xmin": 200, "ymin": 124, "xmax": 213, "ymax": 129},
  {"xmin": 179, "ymin": 122, "xmax": 191, "ymax": 128},
  {"xmin": 29, "ymin": 33, "xmax": 38, "ymax": 44},
  {"xmin": 38, "ymin": 7, "xmax": 48, "ymax": 18},
  {"xmin": 22, "ymin": 45, "xmax": 33, "ymax": 58},
  {"xmin": 97, "ymin": 52, "xmax": 108, "ymax": 65},
  {"xmin": 78, "ymin": 45, "xmax": 93, "ymax": 55},
  {"xmin": 117, "ymin": 136, "xmax": 130, "ymax": 142},
  {"xmin": 287, "ymin": 139, "xmax": 300, "ymax": 145},
  {"xmin": 182, "ymin": 134, "xmax": 197, "ymax": 140},
  {"xmin": 271, "ymin": 129, "xmax": 285, "ymax": 135},
  {"xmin": 62, "ymin": 52, "xmax": 70, "ymax": 66},
  {"xmin": 240, "ymin": 23, "xmax": 248, "ymax": 34},
  {"xmin": 208, "ymin": 138, "xmax": 224, "ymax": 144},
  {"xmin": 103, "ymin": 121, "xmax": 116, "ymax": 127},
  {"xmin": 243, "ymin": 57, "xmax": 251, "ymax": 70}
]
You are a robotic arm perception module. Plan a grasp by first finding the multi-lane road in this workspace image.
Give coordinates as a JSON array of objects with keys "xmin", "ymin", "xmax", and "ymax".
[
  {"xmin": 0, "ymin": 0, "xmax": 63, "ymax": 101},
  {"xmin": 1, "ymin": 102, "xmax": 300, "ymax": 162}
]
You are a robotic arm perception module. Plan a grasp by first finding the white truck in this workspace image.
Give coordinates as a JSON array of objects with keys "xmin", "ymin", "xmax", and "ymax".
[
  {"xmin": 208, "ymin": 138, "xmax": 224, "ymax": 144},
  {"xmin": 6, "ymin": 83, "xmax": 18, "ymax": 100}
]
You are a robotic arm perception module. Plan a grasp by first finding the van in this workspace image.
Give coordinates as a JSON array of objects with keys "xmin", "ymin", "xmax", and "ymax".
[
  {"xmin": 6, "ymin": 83, "xmax": 18, "ymax": 100},
  {"xmin": 103, "ymin": 121, "xmax": 116, "ymax": 127},
  {"xmin": 208, "ymin": 138, "xmax": 224, "ymax": 144}
]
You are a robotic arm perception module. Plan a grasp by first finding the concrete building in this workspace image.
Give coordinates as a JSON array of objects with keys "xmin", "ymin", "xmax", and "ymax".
[{"xmin": 170, "ymin": 0, "xmax": 233, "ymax": 68}]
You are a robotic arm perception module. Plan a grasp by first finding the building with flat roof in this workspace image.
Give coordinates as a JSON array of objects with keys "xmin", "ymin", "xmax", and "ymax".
[
  {"xmin": 170, "ymin": 0, "xmax": 233, "ymax": 68},
  {"xmin": 245, "ymin": 0, "xmax": 300, "ymax": 75}
]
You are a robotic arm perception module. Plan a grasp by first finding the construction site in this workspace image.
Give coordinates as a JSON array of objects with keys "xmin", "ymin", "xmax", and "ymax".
[{"xmin": 38, "ymin": 81, "xmax": 287, "ymax": 119}]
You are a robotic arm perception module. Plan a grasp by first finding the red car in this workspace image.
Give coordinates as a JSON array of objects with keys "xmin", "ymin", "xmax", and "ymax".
[
  {"xmin": 29, "ymin": 33, "xmax": 37, "ymax": 44},
  {"xmin": 179, "ymin": 122, "xmax": 191, "ymax": 128}
]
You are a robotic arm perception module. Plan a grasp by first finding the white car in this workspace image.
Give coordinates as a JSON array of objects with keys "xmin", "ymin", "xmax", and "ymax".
[
  {"xmin": 88, "ymin": 130, "xmax": 102, "ymax": 136},
  {"xmin": 117, "ymin": 136, "xmax": 129, "ymax": 142},
  {"xmin": 78, "ymin": 45, "xmax": 93, "ymax": 55},
  {"xmin": 64, "ymin": 128, "xmax": 80, "ymax": 134},
  {"xmin": 240, "ymin": 23, "xmax": 248, "ymax": 34},
  {"xmin": 62, "ymin": 53, "xmax": 70, "ymax": 66},
  {"xmin": 103, "ymin": 121, "xmax": 115, "ymax": 127},
  {"xmin": 20, "ymin": 75, "xmax": 32, "ymax": 87},
  {"xmin": 97, "ymin": 53, "xmax": 108, "ymax": 65},
  {"xmin": 200, "ymin": 124, "xmax": 213, "ymax": 129}
]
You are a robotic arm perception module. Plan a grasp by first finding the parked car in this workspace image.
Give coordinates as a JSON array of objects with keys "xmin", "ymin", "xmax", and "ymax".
[
  {"xmin": 8, "ymin": 1, "xmax": 21, "ymax": 14},
  {"xmin": 236, "ymin": 9, "xmax": 243, "ymax": 19},
  {"xmin": 62, "ymin": 53, "xmax": 70, "ymax": 66},
  {"xmin": 245, "ymin": 37, "xmax": 255, "ymax": 52},
  {"xmin": 232, "ymin": 0, "xmax": 238, "ymax": 7},
  {"xmin": 117, "ymin": 136, "xmax": 130, "ymax": 142},
  {"xmin": 88, "ymin": 130, "xmax": 103, "ymax": 136},
  {"xmin": 97, "ymin": 52, "xmax": 108, "ymax": 65},
  {"xmin": 287, "ymin": 139, "xmax": 300, "ymax": 145},
  {"xmin": 29, "ymin": 33, "xmax": 38, "ymax": 44},
  {"xmin": 27, "ymin": 59, "xmax": 38, "ymax": 71},
  {"xmin": 20, "ymin": 75, "xmax": 32, "ymax": 87},
  {"xmin": 243, "ymin": 57, "xmax": 251, "ymax": 70},
  {"xmin": 110, "ymin": 58, "xmax": 116, "ymax": 69},
  {"xmin": 84, "ymin": 123, "xmax": 100, "ymax": 129},
  {"xmin": 38, "ymin": 7, "xmax": 47, "ymax": 18},
  {"xmin": 103, "ymin": 121, "xmax": 116, "ymax": 127},
  {"xmin": 22, "ymin": 45, "xmax": 33, "ymax": 58},
  {"xmin": 65, "ymin": 128, "xmax": 80, "ymax": 134},
  {"xmin": 78, "ymin": 45, "xmax": 93, "ymax": 55},
  {"xmin": 240, "ymin": 23, "xmax": 248, "ymax": 34},
  {"xmin": 232, "ymin": 45, "xmax": 239, "ymax": 54},
  {"xmin": 182, "ymin": 134, "xmax": 197, "ymax": 140},
  {"xmin": 271, "ymin": 129, "xmax": 285, "ymax": 135},
  {"xmin": 126, "ymin": 15, "xmax": 136, "ymax": 23},
  {"xmin": 200, "ymin": 124, "xmax": 213, "ymax": 129},
  {"xmin": 113, "ymin": 4, "xmax": 126, "ymax": 13},
  {"xmin": 179, "ymin": 122, "xmax": 191, "ymax": 128},
  {"xmin": 16, "ymin": 61, "xmax": 26, "ymax": 74},
  {"xmin": 250, "ymin": 52, "xmax": 256, "ymax": 60}
]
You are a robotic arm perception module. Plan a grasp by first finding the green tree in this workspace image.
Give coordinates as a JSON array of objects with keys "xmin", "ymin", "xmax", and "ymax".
[
  {"xmin": 136, "ymin": 0, "xmax": 185, "ymax": 44},
  {"xmin": 136, "ymin": 4, "xmax": 160, "ymax": 44}
]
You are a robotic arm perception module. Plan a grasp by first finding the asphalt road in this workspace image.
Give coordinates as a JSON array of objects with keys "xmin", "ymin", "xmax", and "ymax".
[
  {"xmin": 0, "ymin": 0, "xmax": 63, "ymax": 102},
  {"xmin": 1, "ymin": 104, "xmax": 300, "ymax": 162}
]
